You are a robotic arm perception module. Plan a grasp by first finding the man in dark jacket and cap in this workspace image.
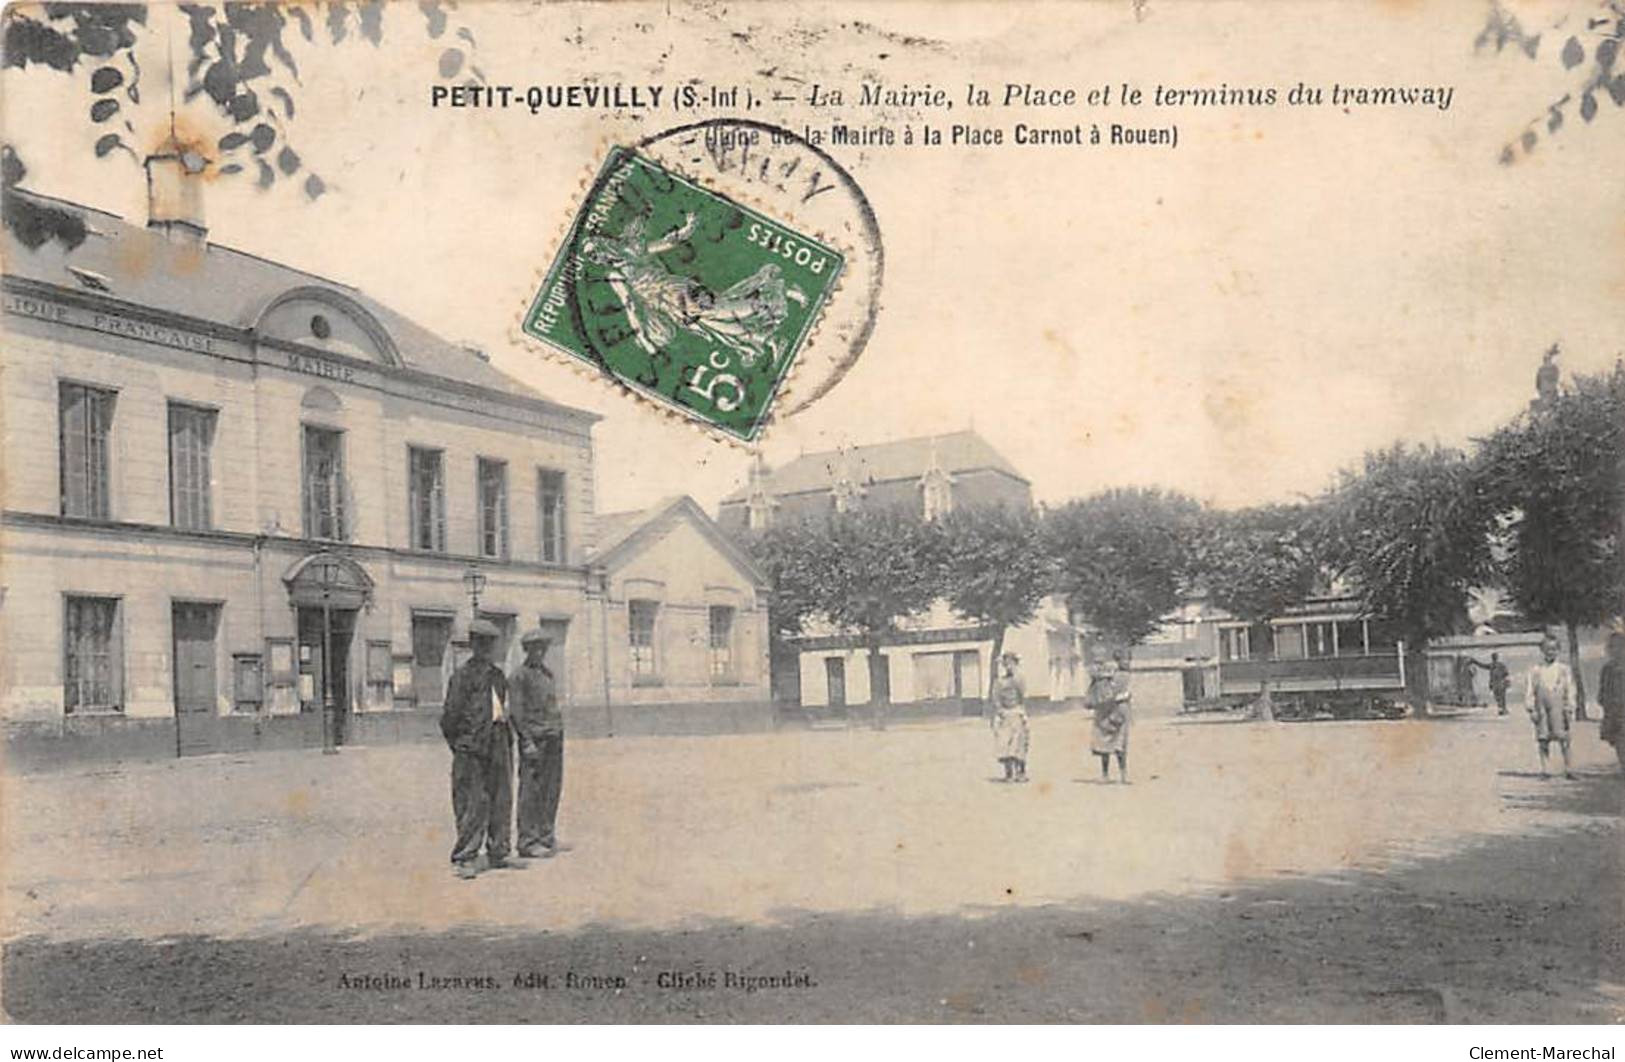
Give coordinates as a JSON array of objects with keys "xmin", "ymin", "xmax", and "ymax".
[
  {"xmin": 509, "ymin": 628, "xmax": 566, "ymax": 858},
  {"xmin": 441, "ymin": 619, "xmax": 524, "ymax": 878}
]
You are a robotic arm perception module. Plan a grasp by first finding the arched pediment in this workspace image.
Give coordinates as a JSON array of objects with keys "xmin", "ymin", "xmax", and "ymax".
[
  {"xmin": 255, "ymin": 286, "xmax": 402, "ymax": 367},
  {"xmin": 300, "ymin": 385, "xmax": 343, "ymax": 412},
  {"xmin": 283, "ymin": 551, "xmax": 374, "ymax": 610}
]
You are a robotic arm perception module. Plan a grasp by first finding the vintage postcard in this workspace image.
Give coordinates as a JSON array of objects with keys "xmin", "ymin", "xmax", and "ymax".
[{"xmin": 1, "ymin": 0, "xmax": 1622, "ymax": 1033}]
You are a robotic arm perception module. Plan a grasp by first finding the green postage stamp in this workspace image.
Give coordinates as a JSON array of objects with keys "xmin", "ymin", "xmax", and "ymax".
[{"xmin": 521, "ymin": 147, "xmax": 844, "ymax": 441}]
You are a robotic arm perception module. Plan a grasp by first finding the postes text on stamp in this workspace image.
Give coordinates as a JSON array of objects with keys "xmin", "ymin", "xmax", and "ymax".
[{"xmin": 521, "ymin": 147, "xmax": 844, "ymax": 441}]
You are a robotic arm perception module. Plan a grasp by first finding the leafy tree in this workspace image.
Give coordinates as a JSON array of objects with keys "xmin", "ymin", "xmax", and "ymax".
[
  {"xmin": 1, "ymin": 0, "xmax": 479, "ymax": 229},
  {"xmin": 1475, "ymin": 0, "xmax": 1625, "ymax": 163},
  {"xmin": 1195, "ymin": 504, "xmax": 1322, "ymax": 630},
  {"xmin": 1192, "ymin": 503, "xmax": 1322, "ymax": 708},
  {"xmin": 1047, "ymin": 488, "xmax": 1203, "ymax": 650},
  {"xmin": 1475, "ymin": 364, "xmax": 1625, "ymax": 714},
  {"xmin": 813, "ymin": 507, "xmax": 947, "ymax": 710},
  {"xmin": 1315, "ymin": 443, "xmax": 1496, "ymax": 714},
  {"xmin": 739, "ymin": 519, "xmax": 832, "ymax": 642},
  {"xmin": 937, "ymin": 504, "xmax": 1053, "ymax": 700}
]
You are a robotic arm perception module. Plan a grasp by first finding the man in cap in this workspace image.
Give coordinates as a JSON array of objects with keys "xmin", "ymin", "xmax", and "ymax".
[
  {"xmin": 440, "ymin": 618, "xmax": 524, "ymax": 878},
  {"xmin": 509, "ymin": 628, "xmax": 566, "ymax": 858}
]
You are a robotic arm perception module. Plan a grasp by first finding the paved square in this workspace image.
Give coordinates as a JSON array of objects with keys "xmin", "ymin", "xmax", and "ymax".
[{"xmin": 3, "ymin": 710, "xmax": 1621, "ymax": 1022}]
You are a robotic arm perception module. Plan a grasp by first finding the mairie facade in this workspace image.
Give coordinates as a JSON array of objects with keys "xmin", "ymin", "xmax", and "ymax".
[{"xmin": 1, "ymin": 159, "xmax": 769, "ymax": 764}]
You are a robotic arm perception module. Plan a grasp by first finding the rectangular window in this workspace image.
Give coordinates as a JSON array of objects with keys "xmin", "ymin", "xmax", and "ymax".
[
  {"xmin": 708, "ymin": 605, "xmax": 735, "ymax": 681},
  {"xmin": 168, "ymin": 403, "xmax": 216, "ymax": 530},
  {"xmin": 477, "ymin": 457, "xmax": 509, "ymax": 559},
  {"xmin": 1274, "ymin": 622, "xmax": 1306, "ymax": 660},
  {"xmin": 59, "ymin": 382, "xmax": 115, "ymax": 519},
  {"xmin": 411, "ymin": 615, "xmax": 453, "ymax": 707},
  {"xmin": 538, "ymin": 468, "xmax": 567, "ymax": 564},
  {"xmin": 64, "ymin": 596, "xmax": 122, "ymax": 712},
  {"xmin": 629, "ymin": 599, "xmax": 658, "ymax": 679},
  {"xmin": 1219, "ymin": 626, "xmax": 1251, "ymax": 662},
  {"xmin": 233, "ymin": 654, "xmax": 263, "ymax": 712},
  {"xmin": 302, "ymin": 425, "xmax": 346, "ymax": 541},
  {"xmin": 1306, "ymin": 621, "xmax": 1335, "ymax": 658},
  {"xmin": 913, "ymin": 651, "xmax": 956, "ymax": 700},
  {"xmin": 1336, "ymin": 620, "xmax": 1368, "ymax": 657},
  {"xmin": 408, "ymin": 447, "xmax": 446, "ymax": 552}
]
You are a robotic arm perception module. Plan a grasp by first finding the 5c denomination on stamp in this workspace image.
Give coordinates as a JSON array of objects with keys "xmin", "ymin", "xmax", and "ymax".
[{"xmin": 521, "ymin": 146, "xmax": 845, "ymax": 441}]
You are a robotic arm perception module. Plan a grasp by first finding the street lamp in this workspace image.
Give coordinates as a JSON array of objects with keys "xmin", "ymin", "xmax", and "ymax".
[
  {"xmin": 463, "ymin": 564, "xmax": 486, "ymax": 615},
  {"xmin": 316, "ymin": 556, "xmax": 340, "ymax": 755}
]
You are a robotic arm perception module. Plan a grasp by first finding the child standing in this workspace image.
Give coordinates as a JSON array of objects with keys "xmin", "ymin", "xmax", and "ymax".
[
  {"xmin": 1524, "ymin": 632, "xmax": 1577, "ymax": 780},
  {"xmin": 1086, "ymin": 652, "xmax": 1133, "ymax": 783},
  {"xmin": 990, "ymin": 652, "xmax": 1030, "ymax": 782}
]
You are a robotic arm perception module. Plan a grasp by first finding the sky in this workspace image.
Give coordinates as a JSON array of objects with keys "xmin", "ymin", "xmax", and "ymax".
[{"xmin": 5, "ymin": 0, "xmax": 1622, "ymax": 515}]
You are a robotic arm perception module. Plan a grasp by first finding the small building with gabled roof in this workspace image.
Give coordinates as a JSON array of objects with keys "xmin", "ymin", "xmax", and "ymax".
[{"xmin": 582, "ymin": 496, "xmax": 772, "ymax": 734}]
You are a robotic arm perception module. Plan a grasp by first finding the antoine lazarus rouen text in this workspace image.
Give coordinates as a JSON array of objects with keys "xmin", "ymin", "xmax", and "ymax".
[{"xmin": 335, "ymin": 967, "xmax": 818, "ymax": 994}]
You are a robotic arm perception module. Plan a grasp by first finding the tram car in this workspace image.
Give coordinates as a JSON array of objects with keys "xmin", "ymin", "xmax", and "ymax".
[{"xmin": 1208, "ymin": 603, "xmax": 1409, "ymax": 721}]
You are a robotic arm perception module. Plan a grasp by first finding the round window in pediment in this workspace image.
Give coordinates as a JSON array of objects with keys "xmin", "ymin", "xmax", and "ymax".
[{"xmin": 257, "ymin": 287, "xmax": 402, "ymax": 367}]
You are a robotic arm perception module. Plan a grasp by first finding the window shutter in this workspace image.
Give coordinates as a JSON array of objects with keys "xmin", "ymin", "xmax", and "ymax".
[
  {"xmin": 60, "ymin": 386, "xmax": 87, "ymax": 516},
  {"xmin": 433, "ymin": 459, "xmax": 446, "ymax": 551},
  {"xmin": 169, "ymin": 407, "xmax": 183, "ymax": 524},
  {"xmin": 500, "ymin": 470, "xmax": 510, "ymax": 557},
  {"xmin": 337, "ymin": 440, "xmax": 350, "ymax": 541},
  {"xmin": 198, "ymin": 411, "xmax": 213, "ymax": 529},
  {"xmin": 106, "ymin": 600, "xmax": 123, "ymax": 708},
  {"xmin": 64, "ymin": 600, "xmax": 82, "ymax": 710},
  {"xmin": 408, "ymin": 449, "xmax": 422, "ymax": 548},
  {"xmin": 301, "ymin": 429, "xmax": 313, "ymax": 537},
  {"xmin": 88, "ymin": 391, "xmax": 111, "ymax": 518}
]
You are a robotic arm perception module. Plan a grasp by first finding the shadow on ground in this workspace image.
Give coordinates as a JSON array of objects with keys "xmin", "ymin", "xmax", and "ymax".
[{"xmin": 5, "ymin": 774, "xmax": 1621, "ymax": 1024}]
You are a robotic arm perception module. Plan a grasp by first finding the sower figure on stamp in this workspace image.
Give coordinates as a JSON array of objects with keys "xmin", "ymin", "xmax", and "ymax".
[
  {"xmin": 510, "ymin": 628, "xmax": 567, "ymax": 858},
  {"xmin": 440, "ymin": 619, "xmax": 525, "ymax": 879},
  {"xmin": 1524, "ymin": 632, "xmax": 1577, "ymax": 780}
]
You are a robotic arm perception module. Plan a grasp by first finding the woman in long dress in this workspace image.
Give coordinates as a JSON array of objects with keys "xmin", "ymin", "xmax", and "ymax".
[
  {"xmin": 990, "ymin": 652, "xmax": 1030, "ymax": 782},
  {"xmin": 1086, "ymin": 652, "xmax": 1132, "ymax": 783}
]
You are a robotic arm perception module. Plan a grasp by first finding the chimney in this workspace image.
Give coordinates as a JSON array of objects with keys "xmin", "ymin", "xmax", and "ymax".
[{"xmin": 144, "ymin": 140, "xmax": 208, "ymax": 243}]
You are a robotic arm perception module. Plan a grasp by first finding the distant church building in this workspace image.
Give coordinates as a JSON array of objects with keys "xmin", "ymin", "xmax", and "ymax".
[
  {"xmin": 1, "ymin": 151, "xmax": 768, "ymax": 763},
  {"xmin": 718, "ymin": 431, "xmax": 1086, "ymax": 715}
]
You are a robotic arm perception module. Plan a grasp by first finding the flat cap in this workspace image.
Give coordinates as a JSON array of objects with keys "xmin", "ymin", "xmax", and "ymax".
[
  {"xmin": 468, "ymin": 618, "xmax": 501, "ymax": 638},
  {"xmin": 520, "ymin": 627, "xmax": 552, "ymax": 646}
]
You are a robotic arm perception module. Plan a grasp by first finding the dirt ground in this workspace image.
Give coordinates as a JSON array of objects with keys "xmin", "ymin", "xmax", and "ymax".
[{"xmin": 3, "ymin": 709, "xmax": 1622, "ymax": 1023}]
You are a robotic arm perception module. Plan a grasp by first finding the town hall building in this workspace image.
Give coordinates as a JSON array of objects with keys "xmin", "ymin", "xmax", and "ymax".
[{"xmin": 1, "ymin": 150, "xmax": 769, "ymax": 763}]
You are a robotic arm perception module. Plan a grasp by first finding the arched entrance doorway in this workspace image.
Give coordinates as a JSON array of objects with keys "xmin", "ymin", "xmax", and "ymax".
[{"xmin": 283, "ymin": 551, "xmax": 373, "ymax": 750}]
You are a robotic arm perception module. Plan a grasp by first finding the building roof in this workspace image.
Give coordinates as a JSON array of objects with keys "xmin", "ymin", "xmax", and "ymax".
[
  {"xmin": 719, "ymin": 430, "xmax": 1027, "ymax": 504},
  {"xmin": 590, "ymin": 495, "xmax": 767, "ymax": 586},
  {"xmin": 2, "ymin": 187, "xmax": 593, "ymax": 422}
]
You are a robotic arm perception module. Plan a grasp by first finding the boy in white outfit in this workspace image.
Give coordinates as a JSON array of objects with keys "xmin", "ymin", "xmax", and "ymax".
[{"xmin": 1524, "ymin": 633, "xmax": 1576, "ymax": 780}]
